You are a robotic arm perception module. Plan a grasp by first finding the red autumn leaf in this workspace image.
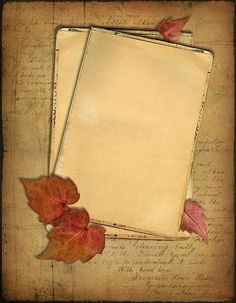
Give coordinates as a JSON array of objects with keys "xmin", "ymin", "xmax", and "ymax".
[
  {"xmin": 21, "ymin": 175, "xmax": 80, "ymax": 224},
  {"xmin": 181, "ymin": 199, "xmax": 208, "ymax": 244},
  {"xmin": 38, "ymin": 208, "xmax": 106, "ymax": 264},
  {"xmin": 158, "ymin": 17, "xmax": 189, "ymax": 41}
]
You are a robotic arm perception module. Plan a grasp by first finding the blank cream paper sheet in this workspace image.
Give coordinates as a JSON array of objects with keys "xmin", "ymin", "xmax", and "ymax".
[
  {"xmin": 50, "ymin": 28, "xmax": 193, "ymax": 171},
  {"xmin": 55, "ymin": 28, "xmax": 213, "ymax": 237},
  {"xmin": 51, "ymin": 28, "xmax": 192, "ymax": 239}
]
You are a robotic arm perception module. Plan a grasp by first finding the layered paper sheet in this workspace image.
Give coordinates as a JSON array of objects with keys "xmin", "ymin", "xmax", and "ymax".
[
  {"xmin": 50, "ymin": 28, "xmax": 192, "ymax": 239},
  {"xmin": 50, "ymin": 28, "xmax": 193, "ymax": 171},
  {"xmin": 55, "ymin": 28, "xmax": 213, "ymax": 237}
]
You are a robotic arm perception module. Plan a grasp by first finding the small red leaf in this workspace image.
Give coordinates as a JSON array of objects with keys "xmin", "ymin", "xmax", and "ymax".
[
  {"xmin": 158, "ymin": 17, "xmax": 189, "ymax": 41},
  {"xmin": 21, "ymin": 175, "xmax": 80, "ymax": 224},
  {"xmin": 181, "ymin": 199, "xmax": 208, "ymax": 244},
  {"xmin": 38, "ymin": 208, "xmax": 106, "ymax": 263}
]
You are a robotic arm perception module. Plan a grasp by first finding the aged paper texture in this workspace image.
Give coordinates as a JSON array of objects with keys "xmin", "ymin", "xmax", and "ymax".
[
  {"xmin": 55, "ymin": 28, "xmax": 212, "ymax": 237},
  {"xmin": 2, "ymin": 1, "xmax": 234, "ymax": 301},
  {"xmin": 50, "ymin": 28, "xmax": 193, "ymax": 172},
  {"xmin": 50, "ymin": 28, "xmax": 193, "ymax": 239}
]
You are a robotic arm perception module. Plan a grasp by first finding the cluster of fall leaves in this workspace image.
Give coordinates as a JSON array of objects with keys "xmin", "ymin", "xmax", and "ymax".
[
  {"xmin": 21, "ymin": 176, "xmax": 106, "ymax": 264},
  {"xmin": 20, "ymin": 17, "xmax": 208, "ymax": 265}
]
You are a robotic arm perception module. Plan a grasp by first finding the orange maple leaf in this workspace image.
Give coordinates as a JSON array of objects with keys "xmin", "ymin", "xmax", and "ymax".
[
  {"xmin": 158, "ymin": 17, "xmax": 189, "ymax": 41},
  {"xmin": 21, "ymin": 175, "xmax": 80, "ymax": 224},
  {"xmin": 38, "ymin": 208, "xmax": 106, "ymax": 263}
]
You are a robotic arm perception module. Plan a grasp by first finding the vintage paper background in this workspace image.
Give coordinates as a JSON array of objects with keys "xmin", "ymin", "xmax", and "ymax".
[{"xmin": 2, "ymin": 1, "xmax": 234, "ymax": 301}]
